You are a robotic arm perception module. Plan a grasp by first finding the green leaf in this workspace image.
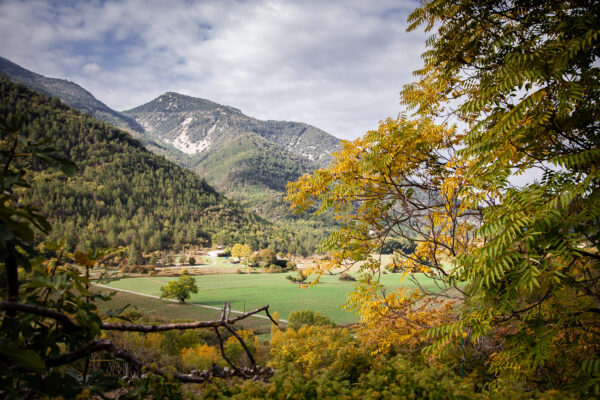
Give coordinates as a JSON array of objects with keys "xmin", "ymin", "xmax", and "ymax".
[{"xmin": 0, "ymin": 343, "xmax": 46, "ymax": 373}]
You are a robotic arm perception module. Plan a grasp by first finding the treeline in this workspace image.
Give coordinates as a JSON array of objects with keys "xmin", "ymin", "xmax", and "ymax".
[{"xmin": 0, "ymin": 78, "xmax": 317, "ymax": 254}]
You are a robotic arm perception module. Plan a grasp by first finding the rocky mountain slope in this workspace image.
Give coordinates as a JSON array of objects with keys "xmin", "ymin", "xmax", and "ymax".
[
  {"xmin": 0, "ymin": 57, "xmax": 340, "ymax": 221},
  {"xmin": 123, "ymin": 92, "xmax": 340, "ymax": 167}
]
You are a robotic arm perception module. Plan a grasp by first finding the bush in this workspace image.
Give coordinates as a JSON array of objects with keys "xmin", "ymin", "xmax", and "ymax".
[
  {"xmin": 188, "ymin": 256, "xmax": 196, "ymax": 265},
  {"xmin": 217, "ymin": 250, "xmax": 231, "ymax": 257},
  {"xmin": 264, "ymin": 264, "xmax": 284, "ymax": 273},
  {"xmin": 380, "ymin": 238, "xmax": 417, "ymax": 255},
  {"xmin": 122, "ymin": 265, "xmax": 155, "ymax": 274},
  {"xmin": 180, "ymin": 344, "xmax": 220, "ymax": 371},
  {"xmin": 287, "ymin": 309, "xmax": 335, "ymax": 330},
  {"xmin": 286, "ymin": 271, "xmax": 307, "ymax": 283},
  {"xmin": 286, "ymin": 261, "xmax": 297, "ymax": 270},
  {"xmin": 257, "ymin": 249, "xmax": 277, "ymax": 266},
  {"xmin": 338, "ymin": 273, "xmax": 356, "ymax": 281}
]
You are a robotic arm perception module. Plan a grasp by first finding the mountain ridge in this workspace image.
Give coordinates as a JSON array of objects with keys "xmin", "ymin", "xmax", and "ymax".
[
  {"xmin": 0, "ymin": 56, "xmax": 340, "ymax": 221},
  {"xmin": 0, "ymin": 77, "xmax": 306, "ymax": 253},
  {"xmin": 122, "ymin": 91, "xmax": 340, "ymax": 166},
  {"xmin": 0, "ymin": 56, "xmax": 144, "ymax": 134}
]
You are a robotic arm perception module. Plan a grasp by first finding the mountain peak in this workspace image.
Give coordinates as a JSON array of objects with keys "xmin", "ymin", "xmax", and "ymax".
[{"xmin": 127, "ymin": 92, "xmax": 241, "ymax": 115}]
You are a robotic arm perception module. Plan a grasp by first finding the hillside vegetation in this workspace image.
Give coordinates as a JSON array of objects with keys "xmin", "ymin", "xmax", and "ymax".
[
  {"xmin": 0, "ymin": 56, "xmax": 143, "ymax": 133},
  {"xmin": 0, "ymin": 78, "xmax": 283, "ymax": 252}
]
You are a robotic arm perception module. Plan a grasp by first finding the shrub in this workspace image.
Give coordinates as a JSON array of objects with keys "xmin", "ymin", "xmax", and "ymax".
[
  {"xmin": 223, "ymin": 330, "xmax": 257, "ymax": 366},
  {"xmin": 338, "ymin": 273, "xmax": 356, "ymax": 281},
  {"xmin": 286, "ymin": 271, "xmax": 307, "ymax": 283},
  {"xmin": 264, "ymin": 264, "xmax": 284, "ymax": 273},
  {"xmin": 188, "ymin": 256, "xmax": 196, "ymax": 265},
  {"xmin": 270, "ymin": 325, "xmax": 365, "ymax": 380},
  {"xmin": 180, "ymin": 344, "xmax": 219, "ymax": 371},
  {"xmin": 285, "ymin": 261, "xmax": 297, "ymax": 270},
  {"xmin": 288, "ymin": 309, "xmax": 335, "ymax": 330},
  {"xmin": 122, "ymin": 265, "xmax": 155, "ymax": 274}
]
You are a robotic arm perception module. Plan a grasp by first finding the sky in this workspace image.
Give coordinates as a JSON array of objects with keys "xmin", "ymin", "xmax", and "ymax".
[{"xmin": 0, "ymin": 0, "xmax": 426, "ymax": 140}]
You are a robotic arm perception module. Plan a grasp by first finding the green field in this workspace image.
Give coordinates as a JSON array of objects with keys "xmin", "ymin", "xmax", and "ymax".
[{"xmin": 99, "ymin": 273, "xmax": 436, "ymax": 325}]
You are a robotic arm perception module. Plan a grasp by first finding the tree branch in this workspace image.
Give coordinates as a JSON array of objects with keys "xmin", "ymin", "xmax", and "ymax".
[
  {"xmin": 0, "ymin": 301, "xmax": 80, "ymax": 331},
  {"xmin": 101, "ymin": 304, "xmax": 277, "ymax": 331},
  {"xmin": 45, "ymin": 339, "xmax": 273, "ymax": 383}
]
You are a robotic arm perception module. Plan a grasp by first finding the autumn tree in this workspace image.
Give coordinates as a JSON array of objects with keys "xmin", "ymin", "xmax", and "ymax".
[
  {"xmin": 402, "ymin": 0, "xmax": 600, "ymax": 391},
  {"xmin": 231, "ymin": 243, "xmax": 253, "ymax": 263},
  {"xmin": 288, "ymin": 0, "xmax": 599, "ymax": 393},
  {"xmin": 287, "ymin": 116, "xmax": 470, "ymax": 352}
]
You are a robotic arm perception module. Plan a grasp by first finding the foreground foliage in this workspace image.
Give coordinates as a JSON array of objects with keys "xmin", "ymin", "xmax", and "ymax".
[
  {"xmin": 287, "ymin": 0, "xmax": 599, "ymax": 395},
  {"xmin": 0, "ymin": 114, "xmax": 276, "ymax": 398}
]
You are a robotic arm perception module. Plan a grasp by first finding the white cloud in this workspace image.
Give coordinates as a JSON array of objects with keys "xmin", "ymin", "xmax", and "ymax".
[{"xmin": 0, "ymin": 0, "xmax": 426, "ymax": 139}]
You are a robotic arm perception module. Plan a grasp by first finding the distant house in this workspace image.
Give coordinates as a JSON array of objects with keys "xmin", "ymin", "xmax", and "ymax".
[{"xmin": 207, "ymin": 250, "xmax": 228, "ymax": 257}]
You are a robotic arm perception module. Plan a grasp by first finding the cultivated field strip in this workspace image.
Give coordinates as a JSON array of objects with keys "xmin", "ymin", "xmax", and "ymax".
[{"xmin": 93, "ymin": 283, "xmax": 289, "ymax": 323}]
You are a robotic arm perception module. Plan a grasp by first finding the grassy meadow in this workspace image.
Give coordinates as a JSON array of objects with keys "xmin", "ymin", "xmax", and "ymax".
[{"xmin": 97, "ymin": 272, "xmax": 437, "ymax": 325}]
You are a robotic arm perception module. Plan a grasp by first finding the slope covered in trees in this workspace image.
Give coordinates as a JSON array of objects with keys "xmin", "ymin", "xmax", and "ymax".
[
  {"xmin": 0, "ymin": 56, "xmax": 143, "ymax": 134},
  {"xmin": 0, "ymin": 77, "xmax": 280, "ymax": 252}
]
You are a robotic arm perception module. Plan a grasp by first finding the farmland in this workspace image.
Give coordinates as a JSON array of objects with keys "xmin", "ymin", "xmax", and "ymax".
[{"xmin": 97, "ymin": 272, "xmax": 437, "ymax": 325}]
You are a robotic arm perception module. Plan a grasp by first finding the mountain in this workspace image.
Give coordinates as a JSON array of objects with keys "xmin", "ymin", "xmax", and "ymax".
[
  {"xmin": 0, "ymin": 77, "xmax": 324, "ymax": 254},
  {"xmin": 123, "ymin": 92, "xmax": 340, "ymax": 167},
  {"xmin": 0, "ymin": 56, "xmax": 144, "ymax": 134},
  {"xmin": 123, "ymin": 92, "xmax": 340, "ymax": 220},
  {"xmin": 0, "ymin": 57, "xmax": 339, "ymax": 223}
]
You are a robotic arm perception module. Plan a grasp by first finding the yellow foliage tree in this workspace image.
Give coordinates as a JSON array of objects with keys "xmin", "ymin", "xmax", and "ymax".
[
  {"xmin": 288, "ymin": 0, "xmax": 600, "ymax": 393},
  {"xmin": 180, "ymin": 344, "xmax": 220, "ymax": 371},
  {"xmin": 287, "ymin": 116, "xmax": 475, "ymax": 354}
]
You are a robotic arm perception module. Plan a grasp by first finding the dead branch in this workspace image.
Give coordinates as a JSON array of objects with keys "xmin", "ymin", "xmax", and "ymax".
[
  {"xmin": 0, "ymin": 301, "xmax": 80, "ymax": 331},
  {"xmin": 0, "ymin": 302, "xmax": 279, "ymax": 332},
  {"xmin": 101, "ymin": 304, "xmax": 278, "ymax": 331},
  {"xmin": 1, "ymin": 301, "xmax": 279, "ymax": 384},
  {"xmin": 46, "ymin": 338, "xmax": 273, "ymax": 383}
]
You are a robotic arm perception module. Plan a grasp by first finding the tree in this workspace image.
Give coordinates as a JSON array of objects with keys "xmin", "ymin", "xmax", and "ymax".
[
  {"xmin": 231, "ymin": 243, "xmax": 243, "ymax": 258},
  {"xmin": 231, "ymin": 243, "xmax": 253, "ymax": 263},
  {"xmin": 161, "ymin": 275, "xmax": 199, "ymax": 303},
  {"xmin": 403, "ymin": 0, "xmax": 600, "ymax": 390},
  {"xmin": 288, "ymin": 0, "xmax": 600, "ymax": 392},
  {"xmin": 256, "ymin": 249, "xmax": 277, "ymax": 267}
]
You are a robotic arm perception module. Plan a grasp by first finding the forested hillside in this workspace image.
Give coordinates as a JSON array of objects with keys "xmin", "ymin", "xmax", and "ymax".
[
  {"xmin": 0, "ymin": 77, "xmax": 284, "ymax": 252},
  {"xmin": 0, "ymin": 56, "xmax": 143, "ymax": 133}
]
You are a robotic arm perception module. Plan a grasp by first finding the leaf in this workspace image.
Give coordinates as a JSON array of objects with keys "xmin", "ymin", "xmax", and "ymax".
[{"xmin": 0, "ymin": 343, "xmax": 46, "ymax": 373}]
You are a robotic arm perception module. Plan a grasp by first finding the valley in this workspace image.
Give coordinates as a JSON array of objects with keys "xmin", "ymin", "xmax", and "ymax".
[{"xmin": 2, "ymin": 0, "xmax": 593, "ymax": 393}]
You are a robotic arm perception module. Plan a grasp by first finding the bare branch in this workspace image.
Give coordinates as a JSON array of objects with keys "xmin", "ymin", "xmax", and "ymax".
[
  {"xmin": 46, "ymin": 339, "xmax": 273, "ymax": 384},
  {"xmin": 0, "ymin": 301, "xmax": 80, "ymax": 331},
  {"xmin": 102, "ymin": 304, "xmax": 273, "ymax": 332}
]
